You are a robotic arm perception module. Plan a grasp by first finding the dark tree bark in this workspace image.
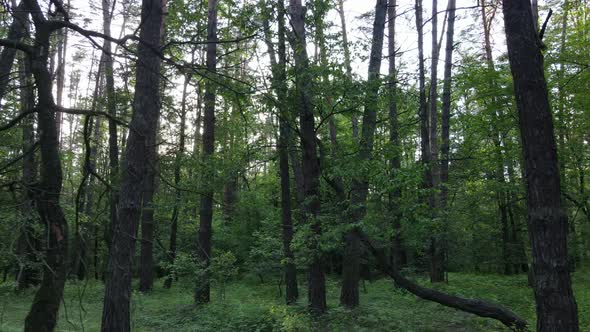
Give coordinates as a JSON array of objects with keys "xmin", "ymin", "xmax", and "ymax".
[
  {"xmin": 439, "ymin": 0, "xmax": 455, "ymax": 275},
  {"xmin": 356, "ymin": 229, "xmax": 527, "ymax": 330},
  {"xmin": 263, "ymin": 0, "xmax": 298, "ymax": 305},
  {"xmin": 0, "ymin": 1, "xmax": 27, "ymax": 102},
  {"xmin": 139, "ymin": 148, "xmax": 157, "ymax": 292},
  {"xmin": 502, "ymin": 0, "xmax": 580, "ymax": 330},
  {"xmin": 387, "ymin": 0, "xmax": 406, "ymax": 269},
  {"xmin": 101, "ymin": 0, "xmax": 164, "ymax": 330},
  {"xmin": 163, "ymin": 74, "xmax": 189, "ymax": 290},
  {"xmin": 427, "ymin": 0, "xmax": 445, "ymax": 283},
  {"xmin": 18, "ymin": 1, "xmax": 69, "ymax": 330},
  {"xmin": 16, "ymin": 39, "xmax": 40, "ymax": 291},
  {"xmin": 102, "ymin": 0, "xmax": 119, "ymax": 259},
  {"xmin": 195, "ymin": 0, "xmax": 218, "ymax": 304},
  {"xmin": 289, "ymin": 0, "xmax": 326, "ymax": 314},
  {"xmin": 340, "ymin": 0, "xmax": 387, "ymax": 309}
]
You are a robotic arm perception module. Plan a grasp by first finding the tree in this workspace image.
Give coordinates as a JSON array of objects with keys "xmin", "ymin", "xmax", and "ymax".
[
  {"xmin": 262, "ymin": 0, "xmax": 298, "ymax": 305},
  {"xmin": 341, "ymin": 0, "xmax": 387, "ymax": 309},
  {"xmin": 502, "ymin": 0, "xmax": 579, "ymax": 330},
  {"xmin": 101, "ymin": 0, "xmax": 165, "ymax": 329},
  {"xmin": 288, "ymin": 0, "xmax": 326, "ymax": 314},
  {"xmin": 195, "ymin": 0, "xmax": 218, "ymax": 304}
]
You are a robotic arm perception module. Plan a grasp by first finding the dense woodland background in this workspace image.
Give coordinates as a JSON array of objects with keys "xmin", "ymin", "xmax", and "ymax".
[{"xmin": 0, "ymin": 0, "xmax": 588, "ymax": 331}]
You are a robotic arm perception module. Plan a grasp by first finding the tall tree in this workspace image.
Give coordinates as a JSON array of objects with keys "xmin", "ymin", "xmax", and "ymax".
[
  {"xmin": 102, "ymin": 0, "xmax": 119, "ymax": 259},
  {"xmin": 439, "ymin": 0, "xmax": 456, "ymax": 276},
  {"xmin": 163, "ymin": 74, "xmax": 189, "ymax": 290},
  {"xmin": 336, "ymin": 0, "xmax": 357, "ymax": 138},
  {"xmin": 428, "ymin": 0, "xmax": 445, "ymax": 283},
  {"xmin": 101, "ymin": 0, "xmax": 165, "ymax": 329},
  {"xmin": 195, "ymin": 0, "xmax": 218, "ymax": 304},
  {"xmin": 502, "ymin": 0, "xmax": 579, "ymax": 330},
  {"xmin": 387, "ymin": 0, "xmax": 405, "ymax": 269},
  {"xmin": 289, "ymin": 0, "xmax": 326, "ymax": 314},
  {"xmin": 341, "ymin": 0, "xmax": 387, "ymax": 309},
  {"xmin": 262, "ymin": 0, "xmax": 298, "ymax": 305},
  {"xmin": 8, "ymin": 0, "xmax": 72, "ymax": 329}
]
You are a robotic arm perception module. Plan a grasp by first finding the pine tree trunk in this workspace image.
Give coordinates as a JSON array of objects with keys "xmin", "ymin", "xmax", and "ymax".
[
  {"xmin": 502, "ymin": 1, "xmax": 579, "ymax": 330},
  {"xmin": 22, "ymin": 2, "xmax": 69, "ymax": 328},
  {"xmin": 341, "ymin": 0, "xmax": 387, "ymax": 309},
  {"xmin": 195, "ymin": 0, "xmax": 218, "ymax": 304},
  {"xmin": 101, "ymin": 0, "xmax": 164, "ymax": 329},
  {"xmin": 439, "ymin": 0, "xmax": 455, "ymax": 279},
  {"xmin": 263, "ymin": 0, "xmax": 299, "ymax": 305},
  {"xmin": 163, "ymin": 74, "xmax": 189, "ymax": 290},
  {"xmin": 289, "ymin": 0, "xmax": 326, "ymax": 314}
]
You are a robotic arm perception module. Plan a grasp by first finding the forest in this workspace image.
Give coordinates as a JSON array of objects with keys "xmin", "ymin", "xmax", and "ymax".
[{"xmin": 0, "ymin": 0, "xmax": 588, "ymax": 331}]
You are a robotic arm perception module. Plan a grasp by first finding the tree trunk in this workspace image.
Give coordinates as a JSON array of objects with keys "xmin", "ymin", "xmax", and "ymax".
[
  {"xmin": 21, "ymin": 1, "xmax": 69, "ymax": 328},
  {"xmin": 439, "ymin": 0, "xmax": 455, "ymax": 279},
  {"xmin": 139, "ymin": 149, "xmax": 157, "ymax": 292},
  {"xmin": 101, "ymin": 0, "xmax": 164, "ymax": 329},
  {"xmin": 163, "ymin": 74, "xmax": 189, "ymax": 290},
  {"xmin": 336, "ymin": 0, "xmax": 358, "ymax": 138},
  {"xmin": 289, "ymin": 0, "xmax": 326, "ymax": 314},
  {"xmin": 0, "ymin": 1, "xmax": 27, "ymax": 102},
  {"xmin": 502, "ymin": 1, "xmax": 579, "ymax": 330},
  {"xmin": 262, "ymin": 0, "xmax": 298, "ymax": 305},
  {"xmin": 341, "ymin": 0, "xmax": 387, "ymax": 309},
  {"xmin": 195, "ymin": 0, "xmax": 218, "ymax": 304},
  {"xmin": 102, "ymin": 0, "xmax": 119, "ymax": 260},
  {"xmin": 16, "ymin": 37, "xmax": 40, "ymax": 290},
  {"xmin": 427, "ymin": 0, "xmax": 445, "ymax": 283}
]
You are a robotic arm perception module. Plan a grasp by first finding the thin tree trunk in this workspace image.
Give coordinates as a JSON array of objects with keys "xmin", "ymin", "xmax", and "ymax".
[
  {"xmin": 502, "ymin": 0, "xmax": 579, "ymax": 330},
  {"xmin": 0, "ymin": 0, "xmax": 28, "ymax": 102},
  {"xmin": 341, "ymin": 0, "xmax": 387, "ymax": 309},
  {"xmin": 195, "ymin": 0, "xmax": 218, "ymax": 304},
  {"xmin": 336, "ymin": 0, "xmax": 358, "ymax": 138},
  {"xmin": 387, "ymin": 0, "xmax": 406, "ymax": 269},
  {"xmin": 289, "ymin": 0, "xmax": 326, "ymax": 314},
  {"xmin": 101, "ymin": 0, "xmax": 164, "ymax": 329},
  {"xmin": 439, "ymin": 0, "xmax": 455, "ymax": 280},
  {"xmin": 427, "ymin": 0, "xmax": 445, "ymax": 283},
  {"xmin": 163, "ymin": 74, "xmax": 189, "ymax": 289},
  {"xmin": 262, "ymin": 0, "xmax": 298, "ymax": 305},
  {"xmin": 103, "ymin": 0, "xmax": 119, "ymax": 259}
]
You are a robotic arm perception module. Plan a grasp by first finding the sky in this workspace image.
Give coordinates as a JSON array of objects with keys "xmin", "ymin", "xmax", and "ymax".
[{"xmin": 48, "ymin": 0, "xmax": 531, "ymax": 151}]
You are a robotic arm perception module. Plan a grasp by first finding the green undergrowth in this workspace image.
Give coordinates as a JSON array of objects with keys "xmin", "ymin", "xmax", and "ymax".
[{"xmin": 0, "ymin": 271, "xmax": 588, "ymax": 331}]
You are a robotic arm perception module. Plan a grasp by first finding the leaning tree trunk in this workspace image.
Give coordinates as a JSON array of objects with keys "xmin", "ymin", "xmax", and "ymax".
[
  {"xmin": 503, "ymin": 1, "xmax": 580, "ymax": 331},
  {"xmin": 341, "ymin": 0, "xmax": 387, "ymax": 309},
  {"xmin": 289, "ymin": 0, "xmax": 326, "ymax": 314},
  {"xmin": 101, "ymin": 0, "xmax": 164, "ymax": 330},
  {"xmin": 21, "ymin": 2, "xmax": 69, "ymax": 329},
  {"xmin": 195, "ymin": 0, "xmax": 218, "ymax": 304}
]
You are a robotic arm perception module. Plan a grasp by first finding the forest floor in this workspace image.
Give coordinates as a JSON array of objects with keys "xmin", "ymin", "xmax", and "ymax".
[{"xmin": 0, "ymin": 271, "xmax": 588, "ymax": 332}]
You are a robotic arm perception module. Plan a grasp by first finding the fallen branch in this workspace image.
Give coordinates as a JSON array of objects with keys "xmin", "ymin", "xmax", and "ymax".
[{"xmin": 355, "ymin": 229, "xmax": 528, "ymax": 331}]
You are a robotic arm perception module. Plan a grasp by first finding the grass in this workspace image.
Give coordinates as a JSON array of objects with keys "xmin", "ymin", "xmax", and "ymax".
[{"xmin": 0, "ymin": 271, "xmax": 588, "ymax": 331}]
